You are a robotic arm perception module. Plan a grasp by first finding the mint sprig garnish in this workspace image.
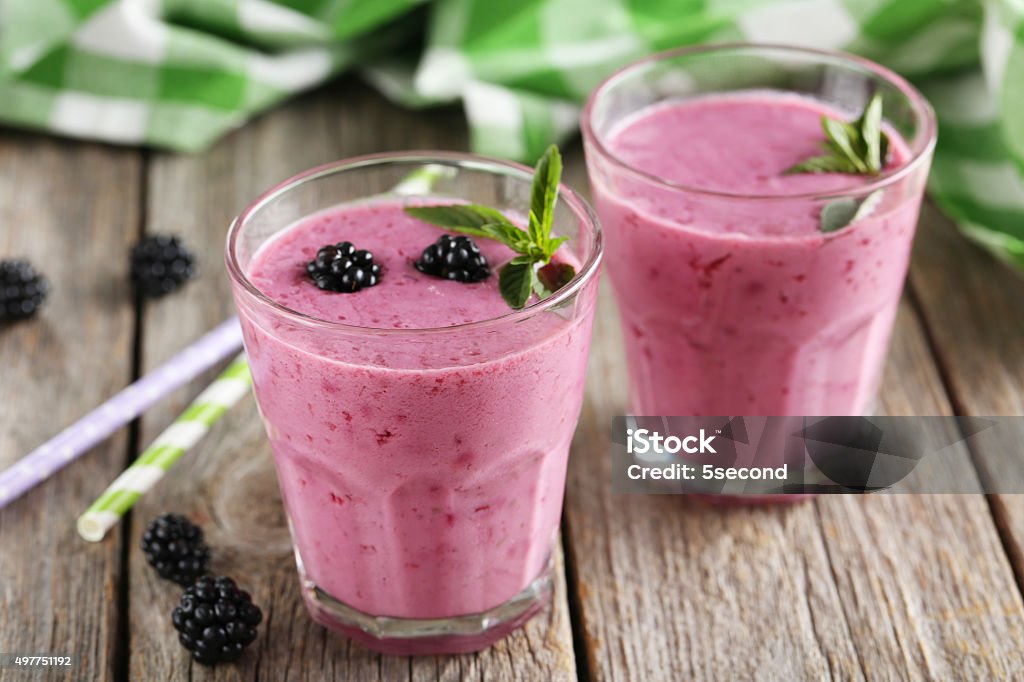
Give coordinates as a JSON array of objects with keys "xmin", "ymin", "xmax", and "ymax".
[
  {"xmin": 404, "ymin": 145, "xmax": 574, "ymax": 310},
  {"xmin": 785, "ymin": 93, "xmax": 891, "ymax": 177}
]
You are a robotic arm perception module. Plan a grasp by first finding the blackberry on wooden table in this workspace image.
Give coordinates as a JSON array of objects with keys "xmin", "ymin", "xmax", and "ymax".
[
  {"xmin": 141, "ymin": 513, "xmax": 210, "ymax": 587},
  {"xmin": 172, "ymin": 576, "xmax": 263, "ymax": 665},
  {"xmin": 130, "ymin": 235, "xmax": 197, "ymax": 297},
  {"xmin": 0, "ymin": 259, "xmax": 49, "ymax": 321}
]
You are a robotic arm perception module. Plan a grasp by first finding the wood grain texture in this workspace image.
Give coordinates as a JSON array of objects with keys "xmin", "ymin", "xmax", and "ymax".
[
  {"xmin": 814, "ymin": 302, "xmax": 1024, "ymax": 680},
  {"xmin": 561, "ymin": 154, "xmax": 1024, "ymax": 681},
  {"xmin": 908, "ymin": 204, "xmax": 1024, "ymax": 417},
  {"xmin": 0, "ymin": 135, "xmax": 140, "ymax": 681},
  {"xmin": 127, "ymin": 80, "xmax": 576, "ymax": 681},
  {"xmin": 908, "ymin": 203, "xmax": 1024, "ymax": 617}
]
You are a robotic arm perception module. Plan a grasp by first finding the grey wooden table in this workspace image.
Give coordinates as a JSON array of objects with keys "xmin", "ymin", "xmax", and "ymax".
[{"xmin": 2, "ymin": 78, "xmax": 1024, "ymax": 681}]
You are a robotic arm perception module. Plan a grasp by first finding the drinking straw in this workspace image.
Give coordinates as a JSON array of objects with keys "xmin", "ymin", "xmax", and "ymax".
[
  {"xmin": 0, "ymin": 316, "xmax": 243, "ymax": 509},
  {"xmin": 77, "ymin": 353, "xmax": 251, "ymax": 542}
]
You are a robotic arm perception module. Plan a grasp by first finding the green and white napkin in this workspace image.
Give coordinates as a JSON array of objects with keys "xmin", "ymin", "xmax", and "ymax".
[{"xmin": 1, "ymin": 0, "xmax": 1021, "ymax": 267}]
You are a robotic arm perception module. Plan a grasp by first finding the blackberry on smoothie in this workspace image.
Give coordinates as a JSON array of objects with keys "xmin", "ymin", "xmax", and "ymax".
[{"xmin": 227, "ymin": 151, "xmax": 601, "ymax": 653}]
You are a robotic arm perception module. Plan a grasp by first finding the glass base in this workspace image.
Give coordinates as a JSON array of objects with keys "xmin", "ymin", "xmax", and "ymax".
[{"xmin": 297, "ymin": 562, "xmax": 553, "ymax": 655}]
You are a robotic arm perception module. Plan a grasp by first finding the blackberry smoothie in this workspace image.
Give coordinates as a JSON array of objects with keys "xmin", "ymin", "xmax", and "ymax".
[
  {"xmin": 227, "ymin": 157, "xmax": 601, "ymax": 654},
  {"xmin": 583, "ymin": 47, "xmax": 936, "ymax": 498},
  {"xmin": 592, "ymin": 92, "xmax": 917, "ymax": 414}
]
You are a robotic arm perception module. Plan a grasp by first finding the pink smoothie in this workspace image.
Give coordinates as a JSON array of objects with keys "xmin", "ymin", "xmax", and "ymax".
[
  {"xmin": 236, "ymin": 199, "xmax": 596, "ymax": 645},
  {"xmin": 587, "ymin": 91, "xmax": 924, "ymax": 417}
]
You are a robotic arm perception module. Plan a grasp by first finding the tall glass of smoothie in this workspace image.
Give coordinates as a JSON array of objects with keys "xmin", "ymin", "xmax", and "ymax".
[
  {"xmin": 582, "ymin": 45, "xmax": 936, "ymax": 499},
  {"xmin": 226, "ymin": 153, "xmax": 602, "ymax": 653}
]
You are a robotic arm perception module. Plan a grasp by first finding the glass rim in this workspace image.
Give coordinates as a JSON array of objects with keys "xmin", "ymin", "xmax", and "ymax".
[
  {"xmin": 581, "ymin": 42, "xmax": 938, "ymax": 202},
  {"xmin": 225, "ymin": 151, "xmax": 603, "ymax": 336}
]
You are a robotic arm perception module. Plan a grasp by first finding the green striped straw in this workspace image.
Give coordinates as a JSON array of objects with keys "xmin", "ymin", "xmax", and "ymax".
[{"xmin": 76, "ymin": 354, "xmax": 251, "ymax": 542}]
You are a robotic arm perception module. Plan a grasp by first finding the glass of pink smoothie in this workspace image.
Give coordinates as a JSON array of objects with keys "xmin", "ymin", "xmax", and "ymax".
[
  {"xmin": 226, "ymin": 153, "xmax": 602, "ymax": 654},
  {"xmin": 582, "ymin": 45, "xmax": 936, "ymax": 500}
]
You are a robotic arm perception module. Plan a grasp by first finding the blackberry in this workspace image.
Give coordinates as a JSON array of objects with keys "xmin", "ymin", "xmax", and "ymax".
[
  {"xmin": 0, "ymin": 260, "xmax": 49, "ymax": 321},
  {"xmin": 130, "ymin": 235, "xmax": 196, "ymax": 297},
  {"xmin": 172, "ymin": 576, "xmax": 262, "ymax": 665},
  {"xmin": 141, "ymin": 513, "xmax": 210, "ymax": 587},
  {"xmin": 414, "ymin": 235, "xmax": 490, "ymax": 283},
  {"xmin": 306, "ymin": 241, "xmax": 381, "ymax": 293}
]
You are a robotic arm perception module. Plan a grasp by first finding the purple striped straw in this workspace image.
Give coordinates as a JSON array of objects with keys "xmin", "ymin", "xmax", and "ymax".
[{"xmin": 0, "ymin": 316, "xmax": 243, "ymax": 509}]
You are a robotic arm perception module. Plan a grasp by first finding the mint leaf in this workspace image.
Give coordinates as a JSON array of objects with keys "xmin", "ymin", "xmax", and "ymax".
[
  {"xmin": 822, "ymin": 119, "xmax": 868, "ymax": 174},
  {"xmin": 819, "ymin": 189, "xmax": 884, "ymax": 233},
  {"xmin": 404, "ymin": 204, "xmax": 512, "ymax": 232},
  {"xmin": 405, "ymin": 205, "xmax": 536, "ymax": 252},
  {"xmin": 786, "ymin": 94, "xmax": 890, "ymax": 176},
  {"xmin": 468, "ymin": 223, "xmax": 533, "ymax": 253},
  {"xmin": 530, "ymin": 145, "xmax": 562, "ymax": 249},
  {"xmin": 878, "ymin": 134, "xmax": 890, "ymax": 172},
  {"xmin": 857, "ymin": 94, "xmax": 885, "ymax": 172},
  {"xmin": 499, "ymin": 261, "xmax": 535, "ymax": 309},
  {"xmin": 404, "ymin": 145, "xmax": 573, "ymax": 311},
  {"xmin": 819, "ymin": 199, "xmax": 859, "ymax": 233},
  {"xmin": 528, "ymin": 210, "xmax": 543, "ymax": 248},
  {"xmin": 853, "ymin": 189, "xmax": 884, "ymax": 222},
  {"xmin": 785, "ymin": 155, "xmax": 857, "ymax": 175}
]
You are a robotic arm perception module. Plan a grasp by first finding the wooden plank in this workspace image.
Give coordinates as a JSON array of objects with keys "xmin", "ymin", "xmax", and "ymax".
[
  {"xmin": 814, "ymin": 300, "xmax": 1024, "ymax": 680},
  {"xmin": 908, "ymin": 204, "xmax": 1024, "ymax": 597},
  {"xmin": 908, "ymin": 204, "xmax": 1024, "ymax": 416},
  {"xmin": 0, "ymin": 135, "xmax": 139, "ymax": 681},
  {"xmin": 562, "ymin": 157, "xmax": 1024, "ymax": 680},
  {"xmin": 127, "ymin": 80, "xmax": 576, "ymax": 680}
]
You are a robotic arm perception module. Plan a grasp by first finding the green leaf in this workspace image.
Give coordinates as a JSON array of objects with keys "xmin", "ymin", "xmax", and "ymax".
[
  {"xmin": 785, "ymin": 154, "xmax": 857, "ymax": 175},
  {"xmin": 819, "ymin": 189, "xmax": 885, "ymax": 233},
  {"xmin": 529, "ymin": 145, "xmax": 563, "ymax": 251},
  {"xmin": 858, "ymin": 93, "xmax": 884, "ymax": 173},
  {"xmin": 853, "ymin": 189, "xmax": 884, "ymax": 222},
  {"xmin": 822, "ymin": 118, "xmax": 868, "ymax": 174},
  {"xmin": 443, "ymin": 224, "xmax": 502, "ymax": 240},
  {"xmin": 788, "ymin": 96, "xmax": 890, "ymax": 177},
  {"xmin": 819, "ymin": 199, "xmax": 859, "ymax": 233},
  {"xmin": 405, "ymin": 204, "xmax": 537, "ymax": 252},
  {"xmin": 878, "ymin": 132, "xmax": 890, "ymax": 170},
  {"xmin": 499, "ymin": 261, "xmax": 535, "ymax": 309},
  {"xmin": 404, "ymin": 204, "xmax": 512, "ymax": 231},
  {"xmin": 527, "ymin": 209, "xmax": 543, "ymax": 248},
  {"xmin": 472, "ymin": 223, "xmax": 532, "ymax": 252},
  {"xmin": 546, "ymin": 235, "xmax": 569, "ymax": 254}
]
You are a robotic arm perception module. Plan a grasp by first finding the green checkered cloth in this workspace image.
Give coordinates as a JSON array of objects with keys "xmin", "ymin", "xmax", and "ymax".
[{"xmin": 1, "ymin": 0, "xmax": 1022, "ymax": 267}]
